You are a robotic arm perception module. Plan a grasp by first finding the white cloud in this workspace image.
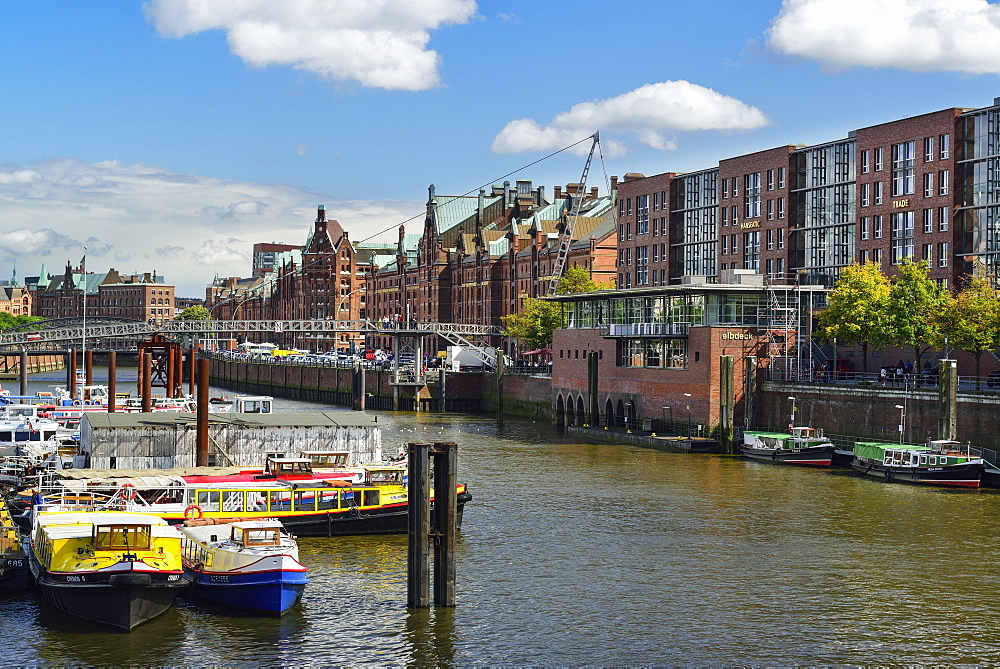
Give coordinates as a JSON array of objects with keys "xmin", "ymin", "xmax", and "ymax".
[
  {"xmin": 296, "ymin": 144, "xmax": 307, "ymax": 157},
  {"xmin": 491, "ymin": 81, "xmax": 769, "ymax": 156},
  {"xmin": 144, "ymin": 0, "xmax": 478, "ymax": 91},
  {"xmin": 0, "ymin": 158, "xmax": 421, "ymax": 297},
  {"xmin": 767, "ymin": 0, "xmax": 1000, "ymax": 74}
]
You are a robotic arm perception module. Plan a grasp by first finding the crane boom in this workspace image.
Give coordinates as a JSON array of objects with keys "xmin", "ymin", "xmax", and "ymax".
[{"xmin": 546, "ymin": 133, "xmax": 599, "ymax": 296}]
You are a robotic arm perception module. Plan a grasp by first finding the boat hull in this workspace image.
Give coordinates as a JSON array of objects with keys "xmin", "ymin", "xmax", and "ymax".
[
  {"xmin": 34, "ymin": 570, "xmax": 186, "ymax": 630},
  {"xmin": 851, "ymin": 459, "xmax": 983, "ymax": 487},
  {"xmin": 184, "ymin": 568, "xmax": 308, "ymax": 615},
  {"xmin": 740, "ymin": 445, "xmax": 834, "ymax": 466}
]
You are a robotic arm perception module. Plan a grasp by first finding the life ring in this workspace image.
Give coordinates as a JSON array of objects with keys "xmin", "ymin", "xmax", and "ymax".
[
  {"xmin": 120, "ymin": 483, "xmax": 137, "ymax": 501},
  {"xmin": 184, "ymin": 504, "xmax": 203, "ymax": 520},
  {"xmin": 72, "ymin": 400, "xmax": 81, "ymax": 406}
]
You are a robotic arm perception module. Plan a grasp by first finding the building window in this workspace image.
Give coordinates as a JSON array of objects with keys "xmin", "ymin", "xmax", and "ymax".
[
  {"xmin": 767, "ymin": 169, "xmax": 775, "ymax": 191},
  {"xmin": 861, "ymin": 216, "xmax": 870, "ymax": 240},
  {"xmin": 874, "ymin": 147, "xmax": 884, "ymax": 171},
  {"xmin": 731, "ymin": 233, "xmax": 739, "ymax": 254},
  {"xmin": 892, "ymin": 141, "xmax": 916, "ymax": 196},
  {"xmin": 938, "ymin": 242, "xmax": 948, "ymax": 267},
  {"xmin": 721, "ymin": 207, "xmax": 728, "ymax": 227},
  {"xmin": 777, "ymin": 197, "xmax": 785, "ymax": 219},
  {"xmin": 924, "ymin": 137, "xmax": 935, "ymax": 162},
  {"xmin": 923, "ymin": 172, "xmax": 934, "ymax": 198},
  {"xmin": 874, "ymin": 214, "xmax": 883, "ymax": 239},
  {"xmin": 938, "ymin": 170, "xmax": 949, "ymax": 196},
  {"xmin": 626, "ymin": 248, "xmax": 632, "ymax": 265},
  {"xmin": 637, "ymin": 195, "xmax": 649, "ymax": 234},
  {"xmin": 744, "ymin": 172, "xmax": 761, "ymax": 219},
  {"xmin": 627, "ymin": 223, "xmax": 632, "ymax": 240},
  {"xmin": 891, "ymin": 211, "xmax": 914, "ymax": 265},
  {"xmin": 627, "ymin": 199, "xmax": 633, "ymax": 216},
  {"xmin": 922, "ymin": 243, "xmax": 933, "ymax": 263},
  {"xmin": 777, "ymin": 227, "xmax": 785, "ymax": 250},
  {"xmin": 731, "ymin": 176, "xmax": 738, "ymax": 197},
  {"xmin": 861, "ymin": 183, "xmax": 870, "ymax": 207},
  {"xmin": 652, "ymin": 244, "xmax": 659, "ymax": 263},
  {"xmin": 767, "ymin": 228, "xmax": 775, "ymax": 250},
  {"xmin": 636, "ymin": 246, "xmax": 649, "ymax": 284},
  {"xmin": 766, "ymin": 199, "xmax": 774, "ymax": 220},
  {"xmin": 777, "ymin": 167, "xmax": 786, "ymax": 189},
  {"xmin": 722, "ymin": 178, "xmax": 729, "ymax": 199},
  {"xmin": 940, "ymin": 134, "xmax": 950, "ymax": 159},
  {"xmin": 939, "ymin": 206, "xmax": 949, "ymax": 231},
  {"xmin": 652, "ymin": 191, "xmax": 659, "ymax": 211},
  {"xmin": 859, "ymin": 249, "xmax": 868, "ymax": 264},
  {"xmin": 721, "ymin": 236, "xmax": 728, "ymax": 255},
  {"xmin": 731, "ymin": 204, "xmax": 738, "ymax": 225},
  {"xmin": 872, "ymin": 247, "xmax": 882, "ymax": 264},
  {"xmin": 874, "ymin": 181, "xmax": 883, "ymax": 205},
  {"xmin": 923, "ymin": 208, "xmax": 933, "ymax": 233},
  {"xmin": 743, "ymin": 231, "xmax": 760, "ymax": 270},
  {"xmin": 861, "ymin": 149, "xmax": 871, "ymax": 174}
]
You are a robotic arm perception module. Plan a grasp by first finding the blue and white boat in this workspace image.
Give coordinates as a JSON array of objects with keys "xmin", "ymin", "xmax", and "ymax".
[{"xmin": 180, "ymin": 519, "xmax": 308, "ymax": 615}]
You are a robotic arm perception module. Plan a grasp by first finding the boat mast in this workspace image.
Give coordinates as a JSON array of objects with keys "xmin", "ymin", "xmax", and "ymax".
[{"xmin": 81, "ymin": 246, "xmax": 86, "ymax": 373}]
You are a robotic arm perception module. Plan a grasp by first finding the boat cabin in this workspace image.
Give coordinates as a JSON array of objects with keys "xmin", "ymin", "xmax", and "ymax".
[
  {"xmin": 300, "ymin": 451, "xmax": 350, "ymax": 467},
  {"xmin": 265, "ymin": 457, "xmax": 314, "ymax": 477},
  {"xmin": 364, "ymin": 467, "xmax": 406, "ymax": 486},
  {"xmin": 93, "ymin": 521, "xmax": 154, "ymax": 551},
  {"xmin": 790, "ymin": 426, "xmax": 824, "ymax": 439},
  {"xmin": 230, "ymin": 521, "xmax": 282, "ymax": 547}
]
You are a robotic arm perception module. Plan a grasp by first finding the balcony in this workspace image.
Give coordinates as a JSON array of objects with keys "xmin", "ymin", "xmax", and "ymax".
[{"xmin": 605, "ymin": 322, "xmax": 691, "ymax": 338}]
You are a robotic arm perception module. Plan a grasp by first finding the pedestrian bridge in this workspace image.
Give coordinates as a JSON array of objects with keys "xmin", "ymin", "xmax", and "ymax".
[{"xmin": 0, "ymin": 318, "xmax": 503, "ymax": 349}]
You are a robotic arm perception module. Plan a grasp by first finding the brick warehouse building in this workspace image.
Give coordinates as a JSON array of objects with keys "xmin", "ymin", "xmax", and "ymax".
[
  {"xmin": 612, "ymin": 101, "xmax": 1000, "ymax": 288},
  {"xmin": 36, "ymin": 263, "xmax": 175, "ymax": 323}
]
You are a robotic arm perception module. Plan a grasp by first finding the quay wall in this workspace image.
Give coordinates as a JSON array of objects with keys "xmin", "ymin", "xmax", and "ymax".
[
  {"xmin": 0, "ymin": 353, "xmax": 65, "ymax": 380},
  {"xmin": 207, "ymin": 358, "xmax": 485, "ymax": 411},
  {"xmin": 755, "ymin": 382, "xmax": 1000, "ymax": 449},
  {"xmin": 482, "ymin": 374, "xmax": 554, "ymax": 420}
]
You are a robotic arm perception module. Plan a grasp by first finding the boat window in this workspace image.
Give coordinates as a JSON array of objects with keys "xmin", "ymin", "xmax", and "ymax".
[
  {"xmin": 0, "ymin": 432, "xmax": 10, "ymax": 441},
  {"xmin": 317, "ymin": 490, "xmax": 339, "ymax": 510},
  {"xmin": 342, "ymin": 491, "xmax": 358, "ymax": 508},
  {"xmin": 363, "ymin": 489, "xmax": 379, "ymax": 506},
  {"xmin": 197, "ymin": 491, "xmax": 221, "ymax": 511},
  {"xmin": 929, "ymin": 456, "xmax": 937, "ymax": 465},
  {"xmin": 94, "ymin": 525, "xmax": 152, "ymax": 551},
  {"xmin": 246, "ymin": 491, "xmax": 269, "ymax": 512},
  {"xmin": 919, "ymin": 456, "xmax": 927, "ymax": 465},
  {"xmin": 235, "ymin": 527, "xmax": 280, "ymax": 547},
  {"xmin": 940, "ymin": 457, "xmax": 949, "ymax": 465},
  {"xmin": 14, "ymin": 431, "xmax": 29, "ymax": 441},
  {"xmin": 293, "ymin": 490, "xmax": 316, "ymax": 511},
  {"xmin": 268, "ymin": 490, "xmax": 290, "ymax": 511},
  {"xmin": 222, "ymin": 490, "xmax": 244, "ymax": 513}
]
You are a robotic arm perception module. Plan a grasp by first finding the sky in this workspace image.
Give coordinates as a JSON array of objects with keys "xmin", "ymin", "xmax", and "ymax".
[{"xmin": 3, "ymin": 0, "xmax": 1000, "ymax": 297}]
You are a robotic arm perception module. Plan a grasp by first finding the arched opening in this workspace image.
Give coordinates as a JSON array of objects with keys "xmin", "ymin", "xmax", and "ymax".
[
  {"xmin": 577, "ymin": 396, "xmax": 586, "ymax": 426},
  {"xmin": 616, "ymin": 399, "xmax": 626, "ymax": 429},
  {"xmin": 604, "ymin": 398, "xmax": 614, "ymax": 427},
  {"xmin": 555, "ymin": 394, "xmax": 565, "ymax": 429}
]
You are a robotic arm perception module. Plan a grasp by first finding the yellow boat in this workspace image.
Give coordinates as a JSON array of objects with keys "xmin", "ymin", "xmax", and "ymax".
[
  {"xmin": 0, "ymin": 500, "xmax": 27, "ymax": 587},
  {"xmin": 27, "ymin": 510, "xmax": 187, "ymax": 630}
]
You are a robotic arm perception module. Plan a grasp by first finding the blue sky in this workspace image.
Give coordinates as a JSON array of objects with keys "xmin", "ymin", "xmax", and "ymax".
[{"xmin": 2, "ymin": 0, "xmax": 1000, "ymax": 296}]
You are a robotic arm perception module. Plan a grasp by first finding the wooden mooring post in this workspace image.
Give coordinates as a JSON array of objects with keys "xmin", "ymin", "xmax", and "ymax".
[
  {"xmin": 107, "ymin": 351, "xmax": 117, "ymax": 413},
  {"xmin": 407, "ymin": 441, "xmax": 458, "ymax": 608},
  {"xmin": 18, "ymin": 349, "xmax": 27, "ymax": 396}
]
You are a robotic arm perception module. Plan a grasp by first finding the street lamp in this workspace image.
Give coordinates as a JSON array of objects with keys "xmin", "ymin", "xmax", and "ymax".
[
  {"xmin": 787, "ymin": 396, "xmax": 797, "ymax": 430},
  {"xmin": 895, "ymin": 404, "xmax": 905, "ymax": 443},
  {"xmin": 683, "ymin": 393, "xmax": 692, "ymax": 438},
  {"xmin": 662, "ymin": 405, "xmax": 672, "ymax": 435}
]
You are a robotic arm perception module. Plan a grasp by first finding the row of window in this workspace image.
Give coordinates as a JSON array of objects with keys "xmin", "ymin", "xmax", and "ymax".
[
  {"xmin": 721, "ymin": 169, "xmax": 787, "ymax": 199},
  {"xmin": 859, "ymin": 134, "xmax": 950, "ymax": 175},
  {"xmin": 859, "ymin": 207, "xmax": 950, "ymax": 240}
]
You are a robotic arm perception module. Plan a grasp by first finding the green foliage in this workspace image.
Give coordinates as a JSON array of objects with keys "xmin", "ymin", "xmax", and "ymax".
[
  {"xmin": 176, "ymin": 305, "xmax": 212, "ymax": 321},
  {"xmin": 0, "ymin": 313, "xmax": 43, "ymax": 331},
  {"xmin": 818, "ymin": 262, "xmax": 892, "ymax": 371},
  {"xmin": 502, "ymin": 268, "xmax": 608, "ymax": 349},
  {"xmin": 886, "ymin": 259, "xmax": 949, "ymax": 365},
  {"xmin": 935, "ymin": 274, "xmax": 1000, "ymax": 379}
]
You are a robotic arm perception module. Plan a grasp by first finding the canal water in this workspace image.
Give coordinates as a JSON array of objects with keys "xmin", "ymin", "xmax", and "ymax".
[{"xmin": 3, "ymin": 369, "xmax": 1000, "ymax": 664}]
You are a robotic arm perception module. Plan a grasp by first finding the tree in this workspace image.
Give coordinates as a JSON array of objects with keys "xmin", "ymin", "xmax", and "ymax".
[
  {"xmin": 0, "ymin": 313, "xmax": 43, "ymax": 331},
  {"xmin": 886, "ymin": 259, "xmax": 949, "ymax": 370},
  {"xmin": 934, "ymin": 274, "xmax": 1000, "ymax": 385},
  {"xmin": 817, "ymin": 262, "xmax": 893, "ymax": 372},
  {"xmin": 501, "ymin": 268, "xmax": 611, "ymax": 350},
  {"xmin": 176, "ymin": 305, "xmax": 212, "ymax": 321}
]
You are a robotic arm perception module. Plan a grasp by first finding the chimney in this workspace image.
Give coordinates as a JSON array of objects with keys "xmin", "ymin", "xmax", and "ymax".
[
  {"xmin": 611, "ymin": 176, "xmax": 619, "ymax": 192},
  {"xmin": 554, "ymin": 186, "xmax": 562, "ymax": 200},
  {"xmin": 590, "ymin": 186, "xmax": 598, "ymax": 199},
  {"xmin": 536, "ymin": 185, "xmax": 545, "ymax": 205}
]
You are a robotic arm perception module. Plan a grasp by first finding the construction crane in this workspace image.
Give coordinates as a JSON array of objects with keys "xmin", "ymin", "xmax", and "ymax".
[{"xmin": 546, "ymin": 132, "xmax": 600, "ymax": 297}]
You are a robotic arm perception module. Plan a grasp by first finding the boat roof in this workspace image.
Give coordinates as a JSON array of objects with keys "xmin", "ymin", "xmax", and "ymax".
[
  {"xmin": 744, "ymin": 431, "xmax": 790, "ymax": 438},
  {"xmin": 36, "ymin": 511, "xmax": 170, "ymax": 528}
]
